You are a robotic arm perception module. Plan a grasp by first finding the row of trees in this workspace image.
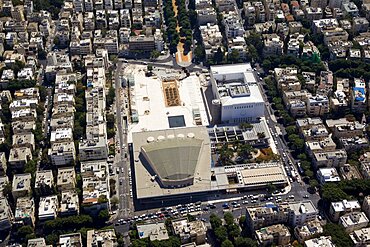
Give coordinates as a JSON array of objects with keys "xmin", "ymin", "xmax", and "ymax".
[
  {"xmin": 163, "ymin": 0, "xmax": 180, "ymax": 54},
  {"xmin": 106, "ymin": 87, "xmax": 115, "ymax": 109},
  {"xmin": 321, "ymin": 179, "xmax": 370, "ymax": 203},
  {"xmin": 176, "ymin": 0, "xmax": 192, "ymax": 53},
  {"xmin": 262, "ymin": 55, "xmax": 326, "ymax": 75},
  {"xmin": 328, "ymin": 59, "xmax": 370, "ymax": 81},
  {"xmin": 74, "ymin": 81, "xmax": 87, "ymax": 141}
]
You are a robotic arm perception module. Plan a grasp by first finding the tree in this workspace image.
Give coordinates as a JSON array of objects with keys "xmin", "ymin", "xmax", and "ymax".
[
  {"xmin": 266, "ymin": 183, "xmax": 277, "ymax": 194},
  {"xmin": 321, "ymin": 183, "xmax": 349, "ymax": 202},
  {"xmin": 111, "ymin": 196, "xmax": 119, "ymax": 208},
  {"xmin": 150, "ymin": 50, "xmax": 161, "ymax": 60},
  {"xmin": 239, "ymin": 144, "xmax": 253, "ymax": 160},
  {"xmin": 38, "ymin": 49, "xmax": 47, "ymax": 60},
  {"xmin": 285, "ymin": 126, "xmax": 297, "ymax": 136},
  {"xmin": 53, "ymin": 37, "xmax": 60, "ymax": 46},
  {"xmin": 210, "ymin": 214, "xmax": 222, "ymax": 229},
  {"xmin": 106, "ymin": 87, "xmax": 115, "ymax": 109},
  {"xmin": 234, "ymin": 237, "xmax": 258, "ymax": 247},
  {"xmin": 214, "ymin": 47, "xmax": 225, "ymax": 64},
  {"xmin": 218, "ymin": 144, "xmax": 234, "ymax": 165},
  {"xmin": 323, "ymin": 223, "xmax": 353, "ymax": 247},
  {"xmin": 238, "ymin": 215, "xmax": 246, "ymax": 227},
  {"xmin": 228, "ymin": 223, "xmax": 241, "ymax": 240},
  {"xmin": 194, "ymin": 44, "xmax": 205, "ymax": 61},
  {"xmin": 98, "ymin": 209, "xmax": 110, "ymax": 223},
  {"xmin": 221, "ymin": 240, "xmax": 234, "ymax": 247},
  {"xmin": 297, "ymin": 153, "xmax": 307, "ymax": 161},
  {"xmin": 215, "ymin": 226, "xmax": 228, "ymax": 242},
  {"xmin": 147, "ymin": 65, "xmax": 153, "ymax": 72},
  {"xmin": 228, "ymin": 49, "xmax": 240, "ymax": 64},
  {"xmin": 224, "ymin": 212, "xmax": 234, "ymax": 226},
  {"xmin": 187, "ymin": 214, "xmax": 196, "ymax": 222},
  {"xmin": 24, "ymin": 160, "xmax": 37, "ymax": 174},
  {"xmin": 239, "ymin": 122, "xmax": 253, "ymax": 130},
  {"xmin": 257, "ymin": 132, "xmax": 265, "ymax": 139}
]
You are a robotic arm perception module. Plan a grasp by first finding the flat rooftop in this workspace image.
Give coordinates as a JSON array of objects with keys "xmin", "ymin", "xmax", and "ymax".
[
  {"xmin": 128, "ymin": 69, "xmax": 209, "ymax": 140},
  {"xmin": 133, "ymin": 127, "xmax": 212, "ymax": 199}
]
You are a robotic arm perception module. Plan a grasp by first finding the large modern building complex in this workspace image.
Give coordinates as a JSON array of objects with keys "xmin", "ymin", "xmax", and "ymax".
[{"xmin": 210, "ymin": 63, "xmax": 264, "ymax": 124}]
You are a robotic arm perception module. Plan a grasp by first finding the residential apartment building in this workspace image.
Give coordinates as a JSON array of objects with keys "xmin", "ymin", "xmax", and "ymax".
[
  {"xmin": 329, "ymin": 199, "xmax": 361, "ymax": 221},
  {"xmin": 255, "ymin": 224, "xmax": 291, "ymax": 246},
  {"xmin": 15, "ymin": 197, "xmax": 35, "ymax": 226},
  {"xmin": 339, "ymin": 212, "xmax": 369, "ymax": 233},
  {"xmin": 246, "ymin": 201, "xmax": 318, "ymax": 230}
]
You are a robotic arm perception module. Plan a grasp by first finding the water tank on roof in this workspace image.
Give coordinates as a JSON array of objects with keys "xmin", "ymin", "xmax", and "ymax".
[
  {"xmin": 157, "ymin": 135, "xmax": 165, "ymax": 141},
  {"xmin": 177, "ymin": 134, "xmax": 185, "ymax": 138},
  {"xmin": 167, "ymin": 135, "xmax": 175, "ymax": 139},
  {"xmin": 147, "ymin": 136, "xmax": 155, "ymax": 143}
]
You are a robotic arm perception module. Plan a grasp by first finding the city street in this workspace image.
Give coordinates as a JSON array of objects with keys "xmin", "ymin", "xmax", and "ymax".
[{"xmin": 113, "ymin": 62, "xmax": 131, "ymax": 245}]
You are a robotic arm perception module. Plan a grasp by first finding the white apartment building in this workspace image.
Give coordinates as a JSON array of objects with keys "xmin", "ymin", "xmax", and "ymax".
[
  {"xmin": 38, "ymin": 195, "xmax": 58, "ymax": 221},
  {"xmin": 339, "ymin": 212, "xmax": 369, "ymax": 233},
  {"xmin": 329, "ymin": 199, "xmax": 361, "ymax": 221}
]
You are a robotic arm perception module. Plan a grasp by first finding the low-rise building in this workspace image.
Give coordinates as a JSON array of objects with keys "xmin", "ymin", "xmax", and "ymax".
[
  {"xmin": 59, "ymin": 233, "xmax": 82, "ymax": 247},
  {"xmin": 312, "ymin": 150, "xmax": 347, "ymax": 169},
  {"xmin": 172, "ymin": 219, "xmax": 207, "ymax": 245},
  {"xmin": 246, "ymin": 201, "xmax": 318, "ymax": 230},
  {"xmin": 50, "ymin": 141, "xmax": 76, "ymax": 166},
  {"xmin": 351, "ymin": 78, "xmax": 367, "ymax": 113},
  {"xmin": 86, "ymin": 229, "xmax": 117, "ymax": 247},
  {"xmin": 9, "ymin": 146, "xmax": 32, "ymax": 169},
  {"xmin": 306, "ymin": 95, "xmax": 329, "ymax": 116},
  {"xmin": 329, "ymin": 199, "xmax": 361, "ymax": 222},
  {"xmin": 262, "ymin": 34, "xmax": 284, "ymax": 56},
  {"xmin": 255, "ymin": 224, "xmax": 291, "ymax": 246},
  {"xmin": 0, "ymin": 197, "xmax": 13, "ymax": 231},
  {"xmin": 0, "ymin": 152, "xmax": 7, "ymax": 176},
  {"xmin": 137, "ymin": 223, "xmax": 169, "ymax": 241},
  {"xmin": 27, "ymin": 238, "xmax": 50, "ymax": 247},
  {"xmin": 362, "ymin": 196, "xmax": 370, "ymax": 219},
  {"xmin": 352, "ymin": 17, "xmax": 369, "ymax": 34},
  {"xmin": 296, "ymin": 118, "xmax": 329, "ymax": 141},
  {"xmin": 15, "ymin": 197, "xmax": 35, "ymax": 226},
  {"xmin": 35, "ymin": 170, "xmax": 54, "ymax": 195},
  {"xmin": 81, "ymin": 160, "xmax": 110, "ymax": 214},
  {"xmin": 317, "ymin": 168, "xmax": 341, "ymax": 184},
  {"xmin": 38, "ymin": 195, "xmax": 58, "ymax": 221},
  {"xmin": 339, "ymin": 212, "xmax": 369, "ymax": 233},
  {"xmin": 60, "ymin": 191, "xmax": 79, "ymax": 216},
  {"xmin": 0, "ymin": 176, "xmax": 9, "ymax": 197},
  {"xmin": 12, "ymin": 173, "xmax": 32, "ymax": 199},
  {"xmin": 294, "ymin": 219, "xmax": 323, "ymax": 243},
  {"xmin": 128, "ymin": 35, "xmax": 155, "ymax": 53},
  {"xmin": 305, "ymin": 137, "xmax": 336, "ymax": 158},
  {"xmin": 304, "ymin": 236, "xmax": 335, "ymax": 247},
  {"xmin": 326, "ymin": 118, "xmax": 365, "ymax": 139},
  {"xmin": 57, "ymin": 167, "xmax": 76, "ymax": 192},
  {"xmin": 350, "ymin": 227, "xmax": 370, "ymax": 247},
  {"xmin": 339, "ymin": 136, "xmax": 369, "ymax": 152}
]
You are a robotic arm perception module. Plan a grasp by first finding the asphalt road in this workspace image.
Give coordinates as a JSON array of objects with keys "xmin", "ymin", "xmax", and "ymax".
[{"xmin": 114, "ymin": 62, "xmax": 131, "ymax": 246}]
